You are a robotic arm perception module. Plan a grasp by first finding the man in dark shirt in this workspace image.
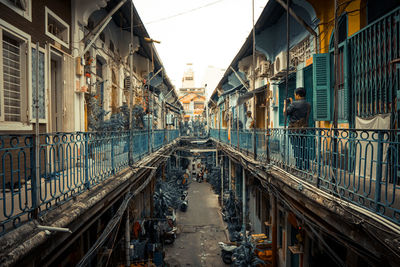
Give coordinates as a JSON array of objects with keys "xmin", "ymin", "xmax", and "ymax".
[
  {"xmin": 284, "ymin": 87, "xmax": 311, "ymax": 128},
  {"xmin": 283, "ymin": 87, "xmax": 311, "ymax": 170}
]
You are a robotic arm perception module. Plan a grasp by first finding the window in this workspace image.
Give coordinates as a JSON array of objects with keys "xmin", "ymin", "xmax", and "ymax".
[
  {"xmin": 0, "ymin": 21, "xmax": 30, "ymax": 128},
  {"xmin": 0, "ymin": 0, "xmax": 32, "ymax": 21},
  {"xmin": 45, "ymin": 7, "xmax": 70, "ymax": 48}
]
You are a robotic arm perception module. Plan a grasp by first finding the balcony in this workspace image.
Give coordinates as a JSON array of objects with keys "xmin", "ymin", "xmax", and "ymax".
[
  {"xmin": 0, "ymin": 129, "xmax": 180, "ymax": 236},
  {"xmin": 210, "ymin": 128, "xmax": 400, "ymax": 225}
]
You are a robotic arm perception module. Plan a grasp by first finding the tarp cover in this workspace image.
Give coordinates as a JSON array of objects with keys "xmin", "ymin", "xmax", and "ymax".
[{"xmin": 237, "ymin": 85, "xmax": 267, "ymax": 106}]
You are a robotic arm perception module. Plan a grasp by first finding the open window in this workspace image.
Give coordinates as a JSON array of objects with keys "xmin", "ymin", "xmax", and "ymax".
[
  {"xmin": 0, "ymin": 0, "xmax": 32, "ymax": 21},
  {"xmin": 45, "ymin": 7, "xmax": 70, "ymax": 48}
]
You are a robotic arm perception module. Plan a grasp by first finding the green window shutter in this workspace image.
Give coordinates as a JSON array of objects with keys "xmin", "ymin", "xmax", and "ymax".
[
  {"xmin": 313, "ymin": 53, "xmax": 331, "ymax": 121},
  {"xmin": 339, "ymin": 42, "xmax": 349, "ymax": 121}
]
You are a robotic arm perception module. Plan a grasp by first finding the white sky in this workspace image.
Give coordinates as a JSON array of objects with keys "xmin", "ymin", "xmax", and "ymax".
[{"xmin": 133, "ymin": 0, "xmax": 268, "ymax": 97}]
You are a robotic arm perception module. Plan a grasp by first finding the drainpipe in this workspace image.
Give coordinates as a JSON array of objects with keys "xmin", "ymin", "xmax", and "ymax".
[
  {"xmin": 252, "ymin": 0, "xmax": 257, "ymax": 160},
  {"xmin": 333, "ymin": 0, "xmax": 339, "ymax": 129},
  {"xmin": 128, "ymin": 2, "xmax": 134, "ymax": 165},
  {"xmin": 125, "ymin": 210, "xmax": 130, "ymax": 266},
  {"xmin": 33, "ymin": 42, "xmax": 40, "ymax": 219}
]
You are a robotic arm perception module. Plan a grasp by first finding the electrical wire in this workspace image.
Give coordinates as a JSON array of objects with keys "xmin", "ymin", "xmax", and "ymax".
[
  {"xmin": 263, "ymin": 177, "xmax": 400, "ymax": 263},
  {"xmin": 77, "ymin": 169, "xmax": 157, "ymax": 266},
  {"xmin": 76, "ymin": 191, "xmax": 133, "ymax": 267},
  {"xmin": 128, "ymin": 0, "xmax": 226, "ymax": 28}
]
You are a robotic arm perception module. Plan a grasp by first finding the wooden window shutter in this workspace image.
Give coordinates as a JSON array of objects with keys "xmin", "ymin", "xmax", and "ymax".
[{"xmin": 312, "ymin": 53, "xmax": 331, "ymax": 121}]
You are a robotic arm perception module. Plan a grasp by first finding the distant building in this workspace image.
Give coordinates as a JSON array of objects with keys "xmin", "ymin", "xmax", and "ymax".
[{"xmin": 179, "ymin": 63, "xmax": 205, "ymax": 122}]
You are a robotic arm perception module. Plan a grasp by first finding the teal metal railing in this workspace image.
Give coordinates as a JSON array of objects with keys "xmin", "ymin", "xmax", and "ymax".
[
  {"xmin": 349, "ymin": 7, "xmax": 400, "ymax": 126},
  {"xmin": 211, "ymin": 128, "xmax": 400, "ymax": 225},
  {"xmin": 0, "ymin": 129, "xmax": 179, "ymax": 236}
]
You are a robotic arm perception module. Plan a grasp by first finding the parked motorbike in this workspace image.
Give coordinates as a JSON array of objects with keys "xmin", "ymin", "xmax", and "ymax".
[
  {"xmin": 162, "ymin": 226, "xmax": 178, "ymax": 245},
  {"xmin": 218, "ymin": 241, "xmax": 238, "ymax": 264},
  {"xmin": 165, "ymin": 207, "xmax": 176, "ymax": 226},
  {"xmin": 180, "ymin": 191, "xmax": 188, "ymax": 212}
]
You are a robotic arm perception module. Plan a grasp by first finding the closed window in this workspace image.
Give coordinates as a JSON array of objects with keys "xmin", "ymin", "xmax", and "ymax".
[{"xmin": 0, "ymin": 27, "xmax": 29, "ymax": 123}]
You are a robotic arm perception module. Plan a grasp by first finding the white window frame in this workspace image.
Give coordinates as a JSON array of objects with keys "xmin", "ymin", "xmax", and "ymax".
[
  {"xmin": 29, "ymin": 43, "xmax": 47, "ymax": 124},
  {"xmin": 45, "ymin": 6, "xmax": 70, "ymax": 49},
  {"xmin": 0, "ymin": 18, "xmax": 32, "ymax": 131},
  {"xmin": 0, "ymin": 0, "xmax": 32, "ymax": 22}
]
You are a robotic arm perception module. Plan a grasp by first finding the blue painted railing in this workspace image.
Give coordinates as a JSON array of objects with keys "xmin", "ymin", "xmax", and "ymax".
[
  {"xmin": 349, "ymin": 6, "xmax": 400, "ymax": 125},
  {"xmin": 0, "ymin": 129, "xmax": 179, "ymax": 235},
  {"xmin": 211, "ymin": 128, "xmax": 400, "ymax": 224}
]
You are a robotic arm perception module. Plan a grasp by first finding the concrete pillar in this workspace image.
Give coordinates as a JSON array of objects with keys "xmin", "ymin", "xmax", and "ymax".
[
  {"xmin": 125, "ymin": 210, "xmax": 130, "ymax": 266},
  {"xmin": 220, "ymin": 155, "xmax": 224, "ymax": 207},
  {"xmin": 228, "ymin": 158, "xmax": 232, "ymax": 191},
  {"xmin": 272, "ymin": 194, "xmax": 277, "ymax": 267},
  {"xmin": 242, "ymin": 167, "xmax": 246, "ymax": 241}
]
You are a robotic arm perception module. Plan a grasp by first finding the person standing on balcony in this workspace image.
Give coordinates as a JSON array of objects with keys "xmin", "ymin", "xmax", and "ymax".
[
  {"xmin": 283, "ymin": 87, "xmax": 311, "ymax": 170},
  {"xmin": 245, "ymin": 111, "xmax": 254, "ymax": 130},
  {"xmin": 245, "ymin": 110, "xmax": 255, "ymax": 151}
]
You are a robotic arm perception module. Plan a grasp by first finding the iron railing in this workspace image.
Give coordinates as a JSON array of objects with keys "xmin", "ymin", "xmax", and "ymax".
[
  {"xmin": 211, "ymin": 127, "xmax": 400, "ymax": 224},
  {"xmin": 349, "ymin": 6, "xmax": 400, "ymax": 126},
  {"xmin": 0, "ymin": 129, "xmax": 179, "ymax": 236}
]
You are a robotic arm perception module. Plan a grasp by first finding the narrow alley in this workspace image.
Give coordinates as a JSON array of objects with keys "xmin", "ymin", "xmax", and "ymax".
[
  {"xmin": 1, "ymin": 0, "xmax": 400, "ymax": 267},
  {"xmin": 164, "ymin": 181, "xmax": 227, "ymax": 267}
]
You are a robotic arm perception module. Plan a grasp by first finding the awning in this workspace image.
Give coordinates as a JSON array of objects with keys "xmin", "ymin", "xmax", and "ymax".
[
  {"xmin": 237, "ymin": 84, "xmax": 268, "ymax": 106},
  {"xmin": 165, "ymin": 101, "xmax": 181, "ymax": 114},
  {"xmin": 220, "ymin": 84, "xmax": 245, "ymax": 97}
]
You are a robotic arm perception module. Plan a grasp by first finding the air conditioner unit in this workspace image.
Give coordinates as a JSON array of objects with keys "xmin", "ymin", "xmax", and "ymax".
[
  {"xmin": 274, "ymin": 51, "xmax": 288, "ymax": 74},
  {"xmin": 260, "ymin": 60, "xmax": 272, "ymax": 77}
]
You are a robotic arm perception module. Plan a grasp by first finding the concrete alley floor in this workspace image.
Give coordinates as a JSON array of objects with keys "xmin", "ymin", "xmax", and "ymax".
[{"xmin": 164, "ymin": 180, "xmax": 229, "ymax": 267}]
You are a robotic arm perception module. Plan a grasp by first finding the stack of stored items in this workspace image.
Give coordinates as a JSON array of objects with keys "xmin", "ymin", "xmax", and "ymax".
[
  {"xmin": 154, "ymin": 167, "xmax": 189, "ymax": 218},
  {"xmin": 232, "ymin": 240, "xmax": 266, "ymax": 267},
  {"xmin": 222, "ymin": 191, "xmax": 243, "ymax": 242},
  {"xmin": 206, "ymin": 167, "xmax": 221, "ymax": 194}
]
